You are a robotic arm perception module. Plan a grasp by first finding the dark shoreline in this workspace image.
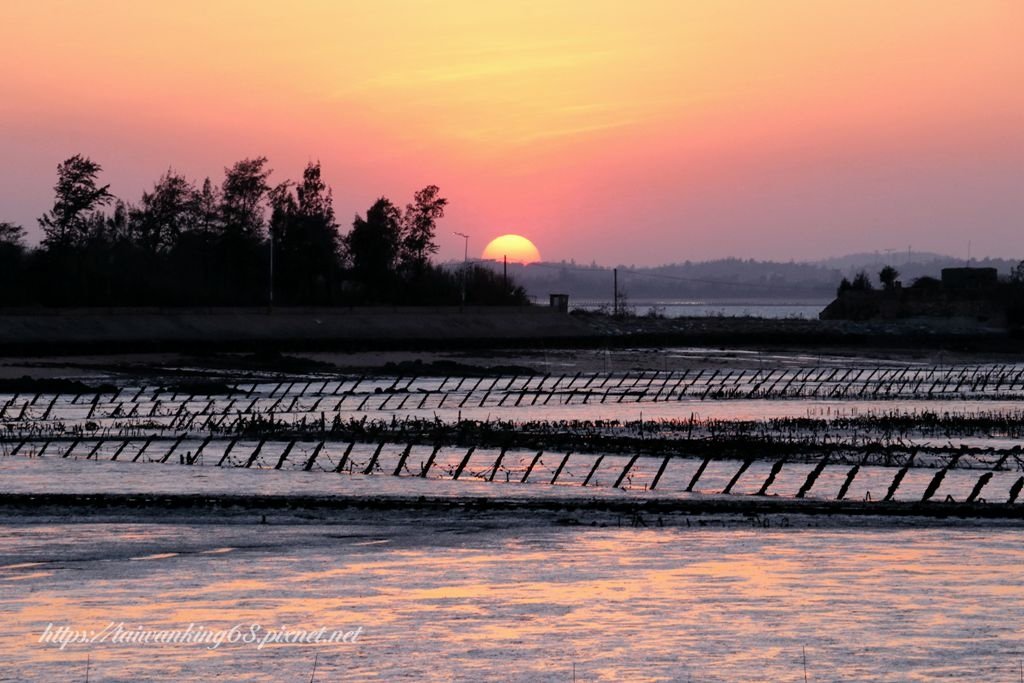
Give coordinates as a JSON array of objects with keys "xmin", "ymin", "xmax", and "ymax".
[
  {"xmin": 0, "ymin": 306, "xmax": 1018, "ymax": 356},
  {"xmin": 3, "ymin": 491, "xmax": 1022, "ymax": 522}
]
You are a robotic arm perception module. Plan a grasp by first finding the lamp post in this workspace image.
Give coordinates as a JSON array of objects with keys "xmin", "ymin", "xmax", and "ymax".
[
  {"xmin": 454, "ymin": 231, "xmax": 469, "ymax": 306},
  {"xmin": 268, "ymin": 226, "xmax": 275, "ymax": 310},
  {"xmin": 613, "ymin": 267, "xmax": 618, "ymax": 316}
]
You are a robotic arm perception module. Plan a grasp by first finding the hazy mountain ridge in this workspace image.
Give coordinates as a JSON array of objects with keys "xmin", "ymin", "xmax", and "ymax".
[{"xmin": 466, "ymin": 254, "xmax": 1023, "ymax": 301}]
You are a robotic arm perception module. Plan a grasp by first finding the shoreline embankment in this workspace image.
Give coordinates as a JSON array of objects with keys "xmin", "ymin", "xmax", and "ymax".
[
  {"xmin": 1, "ymin": 492, "xmax": 1022, "ymax": 524},
  {"xmin": 0, "ymin": 306, "xmax": 1018, "ymax": 356}
]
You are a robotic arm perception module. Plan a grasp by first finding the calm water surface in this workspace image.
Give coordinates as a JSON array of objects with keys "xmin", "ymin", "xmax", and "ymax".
[
  {"xmin": 2, "ymin": 522, "xmax": 1023, "ymax": 681},
  {"xmin": 540, "ymin": 300, "xmax": 829, "ymax": 319}
]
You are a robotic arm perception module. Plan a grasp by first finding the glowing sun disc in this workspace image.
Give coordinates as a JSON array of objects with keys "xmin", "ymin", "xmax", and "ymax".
[{"xmin": 481, "ymin": 234, "xmax": 541, "ymax": 264}]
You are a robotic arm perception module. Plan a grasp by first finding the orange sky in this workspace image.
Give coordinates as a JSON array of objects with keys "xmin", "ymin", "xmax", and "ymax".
[{"xmin": 1, "ymin": 0, "xmax": 1022, "ymax": 264}]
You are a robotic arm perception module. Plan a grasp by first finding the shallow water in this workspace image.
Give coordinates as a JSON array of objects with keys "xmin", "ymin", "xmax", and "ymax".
[
  {"xmin": 6, "ymin": 364, "xmax": 1024, "ymax": 433},
  {"xmin": 4, "ymin": 357, "xmax": 1024, "ymax": 681},
  {"xmin": 6, "ymin": 444, "xmax": 1023, "ymax": 505},
  {"xmin": 2, "ymin": 521, "xmax": 1023, "ymax": 681},
  {"xmin": 560, "ymin": 301, "xmax": 830, "ymax": 319}
]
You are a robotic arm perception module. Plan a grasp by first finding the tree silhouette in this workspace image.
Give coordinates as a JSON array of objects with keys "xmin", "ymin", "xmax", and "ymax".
[
  {"xmin": 210, "ymin": 158, "xmax": 273, "ymax": 303},
  {"xmin": 220, "ymin": 157, "xmax": 271, "ymax": 244},
  {"xmin": 0, "ymin": 222, "xmax": 26, "ymax": 249},
  {"xmin": 0, "ymin": 222, "xmax": 27, "ymax": 305},
  {"xmin": 11, "ymin": 155, "xmax": 528, "ymax": 308},
  {"xmin": 878, "ymin": 265, "xmax": 900, "ymax": 290},
  {"xmin": 346, "ymin": 197, "xmax": 402, "ymax": 297},
  {"xmin": 400, "ymin": 185, "xmax": 446, "ymax": 272},
  {"xmin": 277, "ymin": 161, "xmax": 341, "ymax": 303},
  {"xmin": 296, "ymin": 162, "xmax": 334, "ymax": 222},
  {"xmin": 269, "ymin": 163, "xmax": 341, "ymax": 304},
  {"xmin": 38, "ymin": 155, "xmax": 114, "ymax": 249},
  {"xmin": 194, "ymin": 178, "xmax": 221, "ymax": 236},
  {"xmin": 851, "ymin": 270, "xmax": 873, "ymax": 291},
  {"xmin": 131, "ymin": 170, "xmax": 199, "ymax": 254}
]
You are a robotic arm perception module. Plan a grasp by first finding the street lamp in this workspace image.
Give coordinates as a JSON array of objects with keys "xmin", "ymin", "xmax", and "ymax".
[
  {"xmin": 454, "ymin": 232, "xmax": 469, "ymax": 306},
  {"xmin": 268, "ymin": 225, "xmax": 275, "ymax": 310}
]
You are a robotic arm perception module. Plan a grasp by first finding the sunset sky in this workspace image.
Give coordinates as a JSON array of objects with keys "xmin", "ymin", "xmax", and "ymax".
[{"xmin": 1, "ymin": 0, "xmax": 1021, "ymax": 265}]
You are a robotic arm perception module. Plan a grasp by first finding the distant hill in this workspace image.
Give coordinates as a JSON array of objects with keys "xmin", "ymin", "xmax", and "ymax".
[
  {"xmin": 813, "ymin": 251, "xmax": 953, "ymax": 269},
  {"xmin": 456, "ymin": 253, "xmax": 1023, "ymax": 303},
  {"xmin": 466, "ymin": 258, "xmax": 838, "ymax": 301},
  {"xmin": 812, "ymin": 254, "xmax": 1019, "ymax": 286}
]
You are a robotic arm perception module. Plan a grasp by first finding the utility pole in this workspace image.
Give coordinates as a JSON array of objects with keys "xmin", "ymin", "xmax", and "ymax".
[
  {"xmin": 613, "ymin": 268, "xmax": 618, "ymax": 316},
  {"xmin": 503, "ymin": 254, "xmax": 508, "ymax": 291},
  {"xmin": 454, "ymin": 232, "xmax": 469, "ymax": 307},
  {"xmin": 268, "ymin": 228, "xmax": 274, "ymax": 310}
]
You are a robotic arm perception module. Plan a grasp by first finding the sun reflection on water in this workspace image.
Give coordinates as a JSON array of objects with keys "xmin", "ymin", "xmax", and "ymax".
[{"xmin": 1, "ymin": 523, "xmax": 1023, "ymax": 681}]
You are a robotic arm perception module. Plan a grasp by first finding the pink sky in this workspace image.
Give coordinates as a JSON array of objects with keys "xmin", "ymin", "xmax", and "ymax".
[{"xmin": 1, "ymin": 0, "xmax": 1021, "ymax": 265}]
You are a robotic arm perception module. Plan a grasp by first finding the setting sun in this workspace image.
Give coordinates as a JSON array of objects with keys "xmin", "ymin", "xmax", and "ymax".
[{"xmin": 481, "ymin": 234, "xmax": 542, "ymax": 265}]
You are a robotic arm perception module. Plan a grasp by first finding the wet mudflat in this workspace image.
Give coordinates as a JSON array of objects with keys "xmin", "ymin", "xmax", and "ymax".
[
  {"xmin": 3, "ymin": 348, "xmax": 1024, "ymax": 680},
  {"xmin": 2, "ymin": 514, "xmax": 1023, "ymax": 682}
]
